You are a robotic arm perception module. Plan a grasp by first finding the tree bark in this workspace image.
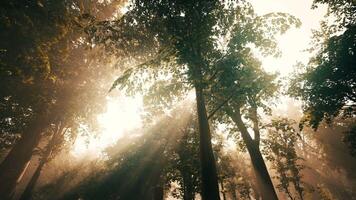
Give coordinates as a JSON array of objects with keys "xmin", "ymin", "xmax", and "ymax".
[
  {"xmin": 182, "ymin": 172, "xmax": 195, "ymax": 200},
  {"xmin": 18, "ymin": 159, "xmax": 45, "ymax": 200},
  {"xmin": 0, "ymin": 115, "xmax": 49, "ymax": 200},
  {"xmin": 220, "ymin": 180, "xmax": 227, "ymax": 200},
  {"xmin": 153, "ymin": 186, "xmax": 163, "ymax": 200},
  {"xmin": 195, "ymin": 85, "xmax": 220, "ymax": 200},
  {"xmin": 19, "ymin": 125, "xmax": 63, "ymax": 200},
  {"xmin": 230, "ymin": 188, "xmax": 238, "ymax": 200},
  {"xmin": 150, "ymin": 144, "xmax": 165, "ymax": 200},
  {"xmin": 226, "ymin": 108, "xmax": 278, "ymax": 200}
]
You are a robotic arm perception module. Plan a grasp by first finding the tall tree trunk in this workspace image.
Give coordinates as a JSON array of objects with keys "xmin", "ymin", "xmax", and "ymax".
[
  {"xmin": 182, "ymin": 172, "xmax": 195, "ymax": 200},
  {"xmin": 194, "ymin": 85, "xmax": 220, "ymax": 200},
  {"xmin": 151, "ymin": 166, "xmax": 164, "ymax": 200},
  {"xmin": 18, "ymin": 159, "xmax": 45, "ymax": 200},
  {"xmin": 150, "ymin": 144, "xmax": 165, "ymax": 200},
  {"xmin": 227, "ymin": 108, "xmax": 278, "ymax": 200},
  {"xmin": 19, "ymin": 125, "xmax": 63, "ymax": 200},
  {"xmin": 230, "ymin": 187, "xmax": 238, "ymax": 200},
  {"xmin": 0, "ymin": 115, "xmax": 49, "ymax": 200},
  {"xmin": 220, "ymin": 180, "xmax": 227, "ymax": 200},
  {"xmin": 153, "ymin": 186, "xmax": 163, "ymax": 200}
]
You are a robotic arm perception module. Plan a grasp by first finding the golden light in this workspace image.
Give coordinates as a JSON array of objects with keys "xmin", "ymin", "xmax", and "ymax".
[
  {"xmin": 249, "ymin": 0, "xmax": 327, "ymax": 75},
  {"xmin": 71, "ymin": 95, "xmax": 143, "ymax": 158},
  {"xmin": 248, "ymin": 0, "xmax": 327, "ymax": 118}
]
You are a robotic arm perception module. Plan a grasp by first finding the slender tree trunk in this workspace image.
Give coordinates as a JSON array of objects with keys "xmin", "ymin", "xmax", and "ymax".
[
  {"xmin": 227, "ymin": 108, "xmax": 278, "ymax": 200},
  {"xmin": 230, "ymin": 188, "xmax": 238, "ymax": 200},
  {"xmin": 182, "ymin": 173, "xmax": 194, "ymax": 200},
  {"xmin": 0, "ymin": 115, "xmax": 49, "ymax": 200},
  {"xmin": 150, "ymin": 144, "xmax": 165, "ymax": 200},
  {"xmin": 252, "ymin": 184, "xmax": 261, "ymax": 200},
  {"xmin": 151, "ymin": 169, "xmax": 163, "ymax": 200},
  {"xmin": 182, "ymin": 175, "xmax": 187, "ymax": 200},
  {"xmin": 220, "ymin": 180, "xmax": 227, "ymax": 200},
  {"xmin": 194, "ymin": 85, "xmax": 220, "ymax": 200}
]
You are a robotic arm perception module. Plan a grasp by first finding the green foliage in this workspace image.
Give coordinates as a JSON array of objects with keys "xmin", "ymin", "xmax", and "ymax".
[
  {"xmin": 0, "ymin": 0, "xmax": 77, "ymax": 146},
  {"xmin": 164, "ymin": 115, "xmax": 201, "ymax": 199},
  {"xmin": 98, "ymin": 1, "xmax": 299, "ymax": 136},
  {"xmin": 263, "ymin": 118, "xmax": 306, "ymax": 200},
  {"xmin": 0, "ymin": 0, "xmax": 120, "ymax": 150},
  {"xmin": 216, "ymin": 152, "xmax": 253, "ymax": 200},
  {"xmin": 288, "ymin": 0, "xmax": 356, "ymax": 129}
]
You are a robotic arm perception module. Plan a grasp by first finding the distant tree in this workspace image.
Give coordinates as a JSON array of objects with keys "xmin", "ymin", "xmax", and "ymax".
[
  {"xmin": 342, "ymin": 125, "xmax": 356, "ymax": 156},
  {"xmin": 263, "ymin": 118, "xmax": 306, "ymax": 200},
  {"xmin": 165, "ymin": 114, "xmax": 201, "ymax": 200},
  {"xmin": 216, "ymin": 149, "xmax": 253, "ymax": 200},
  {"xmin": 204, "ymin": 15, "xmax": 297, "ymax": 197},
  {"xmin": 215, "ymin": 65, "xmax": 280, "ymax": 200}
]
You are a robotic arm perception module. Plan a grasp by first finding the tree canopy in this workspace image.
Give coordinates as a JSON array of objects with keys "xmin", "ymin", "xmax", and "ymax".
[{"xmin": 289, "ymin": 0, "xmax": 355, "ymax": 129}]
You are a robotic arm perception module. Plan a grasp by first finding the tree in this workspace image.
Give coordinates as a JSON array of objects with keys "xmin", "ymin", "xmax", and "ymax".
[
  {"xmin": 219, "ymin": 69, "xmax": 280, "ymax": 200},
  {"xmin": 0, "ymin": 1, "xmax": 122, "ymax": 198},
  {"xmin": 19, "ymin": 123, "xmax": 68, "ymax": 200},
  {"xmin": 215, "ymin": 144, "xmax": 254, "ymax": 200},
  {"xmin": 263, "ymin": 118, "xmax": 306, "ymax": 200},
  {"xmin": 165, "ymin": 114, "xmax": 201, "ymax": 200},
  {"xmin": 0, "ymin": 2, "xmax": 76, "ymax": 197},
  {"xmin": 205, "ymin": 8, "xmax": 300, "ymax": 197},
  {"xmin": 91, "ymin": 1, "xmax": 300, "ymax": 199},
  {"xmin": 288, "ymin": 0, "xmax": 356, "ymax": 129},
  {"xmin": 343, "ymin": 125, "xmax": 356, "ymax": 156},
  {"xmin": 99, "ymin": 1, "xmax": 240, "ymax": 198}
]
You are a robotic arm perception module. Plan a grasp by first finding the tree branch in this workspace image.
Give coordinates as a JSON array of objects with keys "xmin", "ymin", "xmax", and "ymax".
[{"xmin": 207, "ymin": 93, "xmax": 235, "ymax": 120}]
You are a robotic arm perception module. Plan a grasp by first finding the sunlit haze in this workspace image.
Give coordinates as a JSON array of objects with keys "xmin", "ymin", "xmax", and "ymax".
[
  {"xmin": 71, "ymin": 95, "xmax": 143, "ymax": 157},
  {"xmin": 250, "ymin": 0, "xmax": 327, "ymax": 75}
]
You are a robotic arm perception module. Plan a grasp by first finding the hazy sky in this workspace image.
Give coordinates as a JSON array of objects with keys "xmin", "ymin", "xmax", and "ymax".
[
  {"xmin": 248, "ymin": 0, "xmax": 328, "ymax": 119},
  {"xmin": 249, "ymin": 0, "xmax": 327, "ymax": 75}
]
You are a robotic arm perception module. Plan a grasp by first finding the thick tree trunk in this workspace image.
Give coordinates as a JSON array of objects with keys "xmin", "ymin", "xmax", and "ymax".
[
  {"xmin": 194, "ymin": 85, "xmax": 220, "ymax": 200},
  {"xmin": 153, "ymin": 186, "xmax": 163, "ymax": 200},
  {"xmin": 0, "ymin": 116, "xmax": 48, "ymax": 200},
  {"xmin": 19, "ymin": 125, "xmax": 63, "ymax": 200},
  {"xmin": 19, "ymin": 160, "xmax": 45, "ymax": 200},
  {"xmin": 227, "ymin": 108, "xmax": 278, "ymax": 200}
]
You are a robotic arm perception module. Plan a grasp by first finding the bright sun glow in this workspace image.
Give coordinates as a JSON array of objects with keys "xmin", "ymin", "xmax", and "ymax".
[
  {"xmin": 71, "ymin": 95, "xmax": 143, "ymax": 158},
  {"xmin": 250, "ymin": 0, "xmax": 327, "ymax": 75}
]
